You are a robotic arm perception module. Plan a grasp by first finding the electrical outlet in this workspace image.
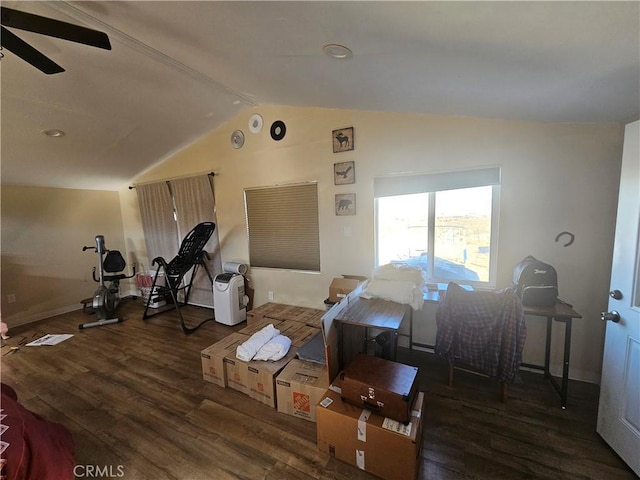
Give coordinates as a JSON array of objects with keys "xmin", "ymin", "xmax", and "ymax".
[
  {"xmin": 268, "ymin": 291, "xmax": 274, "ymax": 301},
  {"xmin": 7, "ymin": 294, "xmax": 16, "ymax": 304}
]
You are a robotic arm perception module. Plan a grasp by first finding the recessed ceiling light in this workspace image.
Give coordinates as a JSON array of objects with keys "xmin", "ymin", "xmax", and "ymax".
[
  {"xmin": 323, "ymin": 44, "xmax": 352, "ymax": 59},
  {"xmin": 42, "ymin": 129, "xmax": 65, "ymax": 137}
]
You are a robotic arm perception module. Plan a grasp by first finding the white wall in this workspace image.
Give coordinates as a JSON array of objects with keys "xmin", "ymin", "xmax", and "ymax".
[
  {"xmin": 121, "ymin": 105, "xmax": 624, "ymax": 383},
  {"xmin": 1, "ymin": 186, "xmax": 128, "ymax": 326}
]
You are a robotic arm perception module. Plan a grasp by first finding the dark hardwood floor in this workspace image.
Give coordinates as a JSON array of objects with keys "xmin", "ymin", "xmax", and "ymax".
[{"xmin": 1, "ymin": 298, "xmax": 635, "ymax": 480}]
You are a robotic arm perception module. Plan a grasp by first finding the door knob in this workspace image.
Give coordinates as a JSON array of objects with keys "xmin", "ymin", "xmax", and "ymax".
[
  {"xmin": 601, "ymin": 311, "xmax": 620, "ymax": 323},
  {"xmin": 609, "ymin": 290, "xmax": 623, "ymax": 300}
]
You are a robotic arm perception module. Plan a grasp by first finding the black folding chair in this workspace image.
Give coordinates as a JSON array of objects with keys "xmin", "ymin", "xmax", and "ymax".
[{"xmin": 142, "ymin": 222, "xmax": 216, "ymax": 334}]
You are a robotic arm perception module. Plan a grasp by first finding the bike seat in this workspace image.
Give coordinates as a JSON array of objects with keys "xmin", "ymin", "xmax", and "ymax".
[{"xmin": 104, "ymin": 250, "xmax": 126, "ymax": 273}]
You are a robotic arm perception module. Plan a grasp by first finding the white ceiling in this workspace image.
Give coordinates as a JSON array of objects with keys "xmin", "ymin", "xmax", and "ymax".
[{"xmin": 1, "ymin": 1, "xmax": 638, "ymax": 191}]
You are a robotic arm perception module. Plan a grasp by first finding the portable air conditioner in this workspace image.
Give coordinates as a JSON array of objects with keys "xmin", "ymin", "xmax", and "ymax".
[{"xmin": 213, "ymin": 273, "xmax": 247, "ymax": 326}]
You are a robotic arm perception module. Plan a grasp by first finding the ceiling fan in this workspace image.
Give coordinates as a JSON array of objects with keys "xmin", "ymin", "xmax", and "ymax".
[{"xmin": 0, "ymin": 6, "xmax": 111, "ymax": 74}]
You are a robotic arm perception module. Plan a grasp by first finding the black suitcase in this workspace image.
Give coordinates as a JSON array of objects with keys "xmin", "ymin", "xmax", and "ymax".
[{"xmin": 341, "ymin": 354, "xmax": 418, "ymax": 423}]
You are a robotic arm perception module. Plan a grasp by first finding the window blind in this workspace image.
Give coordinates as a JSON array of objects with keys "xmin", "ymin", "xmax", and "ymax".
[
  {"xmin": 245, "ymin": 182, "xmax": 320, "ymax": 272},
  {"xmin": 374, "ymin": 166, "xmax": 501, "ymax": 198}
]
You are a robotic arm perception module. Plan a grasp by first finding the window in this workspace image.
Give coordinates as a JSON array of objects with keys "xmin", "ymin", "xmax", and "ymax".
[
  {"xmin": 375, "ymin": 167, "xmax": 500, "ymax": 287},
  {"xmin": 245, "ymin": 182, "xmax": 320, "ymax": 272},
  {"xmin": 136, "ymin": 174, "xmax": 221, "ymax": 307}
]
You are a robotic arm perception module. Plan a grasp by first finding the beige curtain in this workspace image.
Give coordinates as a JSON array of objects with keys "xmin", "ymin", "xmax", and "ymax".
[
  {"xmin": 136, "ymin": 174, "xmax": 221, "ymax": 308},
  {"xmin": 169, "ymin": 175, "xmax": 221, "ymax": 307},
  {"xmin": 136, "ymin": 182, "xmax": 178, "ymax": 267}
]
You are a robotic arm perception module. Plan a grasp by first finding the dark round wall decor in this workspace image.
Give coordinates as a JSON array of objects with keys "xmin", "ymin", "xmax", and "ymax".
[{"xmin": 270, "ymin": 120, "xmax": 286, "ymax": 141}]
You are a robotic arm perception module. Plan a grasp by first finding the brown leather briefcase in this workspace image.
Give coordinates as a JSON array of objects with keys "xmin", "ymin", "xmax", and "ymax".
[{"xmin": 341, "ymin": 354, "xmax": 419, "ymax": 424}]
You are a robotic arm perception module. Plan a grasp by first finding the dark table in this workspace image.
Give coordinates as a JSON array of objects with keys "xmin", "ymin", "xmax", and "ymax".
[
  {"xmin": 334, "ymin": 296, "xmax": 407, "ymax": 368},
  {"xmin": 520, "ymin": 301, "xmax": 582, "ymax": 409}
]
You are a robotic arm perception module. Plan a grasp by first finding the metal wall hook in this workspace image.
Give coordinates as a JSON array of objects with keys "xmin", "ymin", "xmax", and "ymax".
[{"xmin": 555, "ymin": 231, "xmax": 575, "ymax": 247}]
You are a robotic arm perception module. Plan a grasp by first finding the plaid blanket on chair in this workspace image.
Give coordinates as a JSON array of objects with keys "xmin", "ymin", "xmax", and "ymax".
[{"xmin": 435, "ymin": 282, "xmax": 526, "ymax": 383}]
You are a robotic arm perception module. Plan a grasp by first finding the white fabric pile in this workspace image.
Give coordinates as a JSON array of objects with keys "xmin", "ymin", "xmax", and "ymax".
[
  {"xmin": 253, "ymin": 335, "xmax": 292, "ymax": 361},
  {"xmin": 362, "ymin": 263, "xmax": 426, "ymax": 311},
  {"xmin": 236, "ymin": 323, "xmax": 292, "ymax": 362}
]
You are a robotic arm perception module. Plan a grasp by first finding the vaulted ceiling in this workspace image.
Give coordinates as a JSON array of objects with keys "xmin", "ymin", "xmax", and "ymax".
[{"xmin": 1, "ymin": 1, "xmax": 638, "ymax": 191}]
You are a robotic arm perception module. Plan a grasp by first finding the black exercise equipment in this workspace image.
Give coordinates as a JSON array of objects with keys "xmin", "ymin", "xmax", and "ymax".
[
  {"xmin": 142, "ymin": 222, "xmax": 216, "ymax": 334},
  {"xmin": 81, "ymin": 235, "xmax": 135, "ymax": 329}
]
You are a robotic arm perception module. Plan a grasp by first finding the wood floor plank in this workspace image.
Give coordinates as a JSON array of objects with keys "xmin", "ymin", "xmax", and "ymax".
[
  {"xmin": 186, "ymin": 399, "xmax": 329, "ymax": 479},
  {"xmin": 196, "ymin": 382, "xmax": 319, "ymax": 445},
  {"xmin": 319, "ymin": 457, "xmax": 378, "ymax": 480},
  {"xmin": 421, "ymin": 459, "xmax": 470, "ymax": 480},
  {"xmin": 114, "ymin": 413, "xmax": 241, "ymax": 480},
  {"xmin": 1, "ymin": 300, "xmax": 636, "ymax": 480}
]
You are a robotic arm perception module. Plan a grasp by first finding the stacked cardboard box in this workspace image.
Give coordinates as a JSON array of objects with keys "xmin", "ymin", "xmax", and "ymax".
[
  {"xmin": 201, "ymin": 329, "xmax": 298, "ymax": 407},
  {"xmin": 224, "ymin": 351, "xmax": 250, "ymax": 395},
  {"xmin": 240, "ymin": 316, "xmax": 319, "ymax": 349},
  {"xmin": 328, "ymin": 277, "xmax": 361, "ymax": 303},
  {"xmin": 288, "ymin": 324, "xmax": 322, "ymax": 348},
  {"xmin": 247, "ymin": 302, "xmax": 325, "ymax": 328},
  {"xmin": 246, "ymin": 302, "xmax": 289, "ymax": 322},
  {"xmin": 203, "ymin": 305, "xmax": 324, "ymax": 409},
  {"xmin": 276, "ymin": 359, "xmax": 330, "ymax": 422},
  {"xmin": 201, "ymin": 332, "xmax": 249, "ymax": 387},
  {"xmin": 271, "ymin": 305, "xmax": 325, "ymax": 328},
  {"xmin": 238, "ymin": 318, "xmax": 283, "ymax": 335},
  {"xmin": 275, "ymin": 319, "xmax": 308, "ymax": 338},
  {"xmin": 237, "ymin": 348, "xmax": 298, "ymax": 407},
  {"xmin": 317, "ymin": 388, "xmax": 425, "ymax": 480}
]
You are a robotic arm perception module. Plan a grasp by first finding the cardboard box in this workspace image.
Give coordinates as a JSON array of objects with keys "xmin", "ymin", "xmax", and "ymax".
[
  {"xmin": 302, "ymin": 312, "xmax": 325, "ymax": 329},
  {"xmin": 243, "ymin": 347, "xmax": 298, "ymax": 407},
  {"xmin": 276, "ymin": 319, "xmax": 306, "ymax": 338},
  {"xmin": 269, "ymin": 305, "xmax": 325, "ymax": 327},
  {"xmin": 276, "ymin": 359, "xmax": 330, "ymax": 422},
  {"xmin": 288, "ymin": 325, "xmax": 321, "ymax": 348},
  {"xmin": 317, "ymin": 389, "xmax": 425, "ymax": 480},
  {"xmin": 201, "ymin": 333, "xmax": 249, "ymax": 387},
  {"xmin": 239, "ymin": 318, "xmax": 316, "ymax": 348},
  {"xmin": 238, "ymin": 318, "xmax": 282, "ymax": 335},
  {"xmin": 228, "ymin": 321, "xmax": 299, "ymax": 402},
  {"xmin": 230, "ymin": 321, "xmax": 284, "ymax": 395},
  {"xmin": 247, "ymin": 302, "xmax": 325, "ymax": 328},
  {"xmin": 246, "ymin": 302, "xmax": 287, "ymax": 322},
  {"xmin": 329, "ymin": 277, "xmax": 362, "ymax": 303},
  {"xmin": 224, "ymin": 353, "xmax": 250, "ymax": 395}
]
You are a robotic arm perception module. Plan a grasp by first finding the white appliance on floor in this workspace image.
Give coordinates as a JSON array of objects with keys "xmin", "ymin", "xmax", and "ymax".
[{"xmin": 213, "ymin": 273, "xmax": 247, "ymax": 326}]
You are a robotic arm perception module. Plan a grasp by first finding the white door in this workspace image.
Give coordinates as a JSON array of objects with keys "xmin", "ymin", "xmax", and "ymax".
[{"xmin": 596, "ymin": 120, "xmax": 640, "ymax": 477}]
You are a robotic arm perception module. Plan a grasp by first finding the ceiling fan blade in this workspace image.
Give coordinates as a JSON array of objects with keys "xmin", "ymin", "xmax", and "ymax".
[
  {"xmin": 1, "ymin": 26, "xmax": 64, "ymax": 74},
  {"xmin": 1, "ymin": 6, "xmax": 111, "ymax": 50}
]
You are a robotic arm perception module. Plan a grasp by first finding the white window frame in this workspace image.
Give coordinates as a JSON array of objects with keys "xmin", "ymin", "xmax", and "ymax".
[{"xmin": 374, "ymin": 167, "xmax": 501, "ymax": 288}]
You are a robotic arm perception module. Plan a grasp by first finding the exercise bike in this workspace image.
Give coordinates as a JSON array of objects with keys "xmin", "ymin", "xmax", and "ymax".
[{"xmin": 80, "ymin": 235, "xmax": 135, "ymax": 329}]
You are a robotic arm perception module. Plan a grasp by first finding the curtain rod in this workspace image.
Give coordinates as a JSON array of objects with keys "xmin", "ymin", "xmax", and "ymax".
[{"xmin": 129, "ymin": 172, "xmax": 215, "ymax": 189}]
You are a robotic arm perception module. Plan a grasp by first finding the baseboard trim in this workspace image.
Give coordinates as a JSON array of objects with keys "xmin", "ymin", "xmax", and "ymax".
[
  {"xmin": 519, "ymin": 365, "xmax": 601, "ymax": 385},
  {"xmin": 5, "ymin": 304, "xmax": 82, "ymax": 328},
  {"xmin": 5, "ymin": 289, "xmax": 141, "ymax": 329}
]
